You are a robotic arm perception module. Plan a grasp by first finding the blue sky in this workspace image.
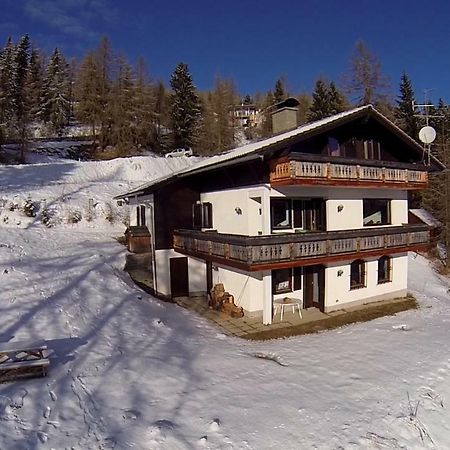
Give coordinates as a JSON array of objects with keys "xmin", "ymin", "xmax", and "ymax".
[{"xmin": 2, "ymin": 0, "xmax": 450, "ymax": 102}]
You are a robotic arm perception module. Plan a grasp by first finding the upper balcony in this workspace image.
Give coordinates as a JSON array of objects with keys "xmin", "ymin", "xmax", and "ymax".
[
  {"xmin": 173, "ymin": 224, "xmax": 430, "ymax": 271},
  {"xmin": 270, "ymin": 155, "xmax": 428, "ymax": 189}
]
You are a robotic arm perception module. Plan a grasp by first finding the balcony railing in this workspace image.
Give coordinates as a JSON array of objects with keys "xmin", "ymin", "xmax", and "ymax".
[
  {"xmin": 270, "ymin": 160, "xmax": 428, "ymax": 188},
  {"xmin": 173, "ymin": 224, "xmax": 430, "ymax": 270}
]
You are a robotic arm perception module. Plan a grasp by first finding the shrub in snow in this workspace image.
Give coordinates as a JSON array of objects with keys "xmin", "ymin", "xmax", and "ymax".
[
  {"xmin": 8, "ymin": 201, "xmax": 19, "ymax": 212},
  {"xmin": 40, "ymin": 206, "xmax": 53, "ymax": 227},
  {"xmin": 84, "ymin": 205, "xmax": 95, "ymax": 222},
  {"xmin": 22, "ymin": 196, "xmax": 36, "ymax": 217},
  {"xmin": 101, "ymin": 202, "xmax": 115, "ymax": 223},
  {"xmin": 65, "ymin": 208, "xmax": 82, "ymax": 224}
]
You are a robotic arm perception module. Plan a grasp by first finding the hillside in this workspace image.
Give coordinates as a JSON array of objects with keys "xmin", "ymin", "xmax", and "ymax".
[{"xmin": 1, "ymin": 155, "xmax": 450, "ymax": 449}]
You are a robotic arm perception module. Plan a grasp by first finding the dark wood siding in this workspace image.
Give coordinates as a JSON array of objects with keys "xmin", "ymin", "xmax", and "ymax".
[
  {"xmin": 153, "ymin": 160, "xmax": 269, "ymax": 250},
  {"xmin": 154, "ymin": 180, "xmax": 200, "ymax": 250},
  {"xmin": 282, "ymin": 117, "xmax": 423, "ymax": 164}
]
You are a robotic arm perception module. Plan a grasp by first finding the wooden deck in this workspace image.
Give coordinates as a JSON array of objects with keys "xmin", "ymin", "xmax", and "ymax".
[
  {"xmin": 174, "ymin": 224, "xmax": 430, "ymax": 271},
  {"xmin": 270, "ymin": 158, "xmax": 428, "ymax": 189}
]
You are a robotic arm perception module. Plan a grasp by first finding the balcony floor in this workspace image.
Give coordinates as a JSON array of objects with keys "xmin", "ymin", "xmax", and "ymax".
[{"xmin": 175, "ymin": 295, "xmax": 416, "ymax": 340}]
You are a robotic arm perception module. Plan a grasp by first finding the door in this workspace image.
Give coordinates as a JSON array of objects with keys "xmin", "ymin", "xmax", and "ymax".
[
  {"xmin": 303, "ymin": 265, "xmax": 325, "ymax": 312},
  {"xmin": 170, "ymin": 257, "xmax": 189, "ymax": 298}
]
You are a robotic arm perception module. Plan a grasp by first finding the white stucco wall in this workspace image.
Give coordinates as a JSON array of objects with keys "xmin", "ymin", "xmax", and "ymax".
[
  {"xmin": 212, "ymin": 266, "xmax": 264, "ymax": 313},
  {"xmin": 201, "ymin": 185, "xmax": 270, "ymax": 236},
  {"xmin": 324, "ymin": 253, "xmax": 408, "ymax": 311},
  {"xmin": 128, "ymin": 194, "xmax": 154, "ymax": 228},
  {"xmin": 271, "ymin": 186, "xmax": 408, "ymax": 231},
  {"xmin": 154, "ymin": 249, "xmax": 206, "ymax": 296}
]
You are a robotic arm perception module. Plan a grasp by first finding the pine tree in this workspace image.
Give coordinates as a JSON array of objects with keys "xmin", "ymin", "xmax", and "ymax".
[
  {"xmin": 296, "ymin": 93, "xmax": 312, "ymax": 125},
  {"xmin": 308, "ymin": 79, "xmax": 347, "ymax": 122},
  {"xmin": 274, "ymin": 78, "xmax": 286, "ymax": 104},
  {"xmin": 346, "ymin": 40, "xmax": 390, "ymax": 105},
  {"xmin": 108, "ymin": 56, "xmax": 135, "ymax": 155},
  {"xmin": 75, "ymin": 51, "xmax": 103, "ymax": 137},
  {"xmin": 169, "ymin": 62, "xmax": 201, "ymax": 150},
  {"xmin": 133, "ymin": 57, "xmax": 155, "ymax": 150},
  {"xmin": 153, "ymin": 80, "xmax": 169, "ymax": 151},
  {"xmin": 242, "ymin": 94, "xmax": 253, "ymax": 105},
  {"xmin": 328, "ymin": 82, "xmax": 346, "ymax": 114},
  {"xmin": 40, "ymin": 48, "xmax": 70, "ymax": 135},
  {"xmin": 395, "ymin": 72, "xmax": 419, "ymax": 140},
  {"xmin": 308, "ymin": 79, "xmax": 331, "ymax": 121},
  {"xmin": 258, "ymin": 90, "xmax": 275, "ymax": 138},
  {"xmin": 197, "ymin": 77, "xmax": 236, "ymax": 154},
  {"xmin": 96, "ymin": 37, "xmax": 112, "ymax": 149},
  {"xmin": 26, "ymin": 47, "xmax": 45, "ymax": 121},
  {"xmin": 0, "ymin": 38, "xmax": 16, "ymax": 136}
]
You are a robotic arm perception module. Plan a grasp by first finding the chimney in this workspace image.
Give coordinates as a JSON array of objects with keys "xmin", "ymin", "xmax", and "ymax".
[{"xmin": 271, "ymin": 97, "xmax": 300, "ymax": 135}]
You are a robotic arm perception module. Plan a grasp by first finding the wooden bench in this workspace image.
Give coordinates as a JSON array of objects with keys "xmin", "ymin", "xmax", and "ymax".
[{"xmin": 0, "ymin": 340, "xmax": 49, "ymax": 382}]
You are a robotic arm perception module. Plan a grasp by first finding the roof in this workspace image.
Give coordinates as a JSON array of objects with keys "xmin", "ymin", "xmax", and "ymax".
[
  {"xmin": 115, "ymin": 105, "xmax": 445, "ymax": 199},
  {"xmin": 409, "ymin": 209, "xmax": 443, "ymax": 228}
]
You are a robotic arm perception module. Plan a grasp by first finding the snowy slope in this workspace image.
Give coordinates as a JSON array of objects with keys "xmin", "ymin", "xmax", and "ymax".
[{"xmin": 1, "ymin": 157, "xmax": 450, "ymax": 449}]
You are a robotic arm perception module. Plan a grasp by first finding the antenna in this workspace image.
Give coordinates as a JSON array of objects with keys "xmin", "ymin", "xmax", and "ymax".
[{"xmin": 412, "ymin": 90, "xmax": 443, "ymax": 165}]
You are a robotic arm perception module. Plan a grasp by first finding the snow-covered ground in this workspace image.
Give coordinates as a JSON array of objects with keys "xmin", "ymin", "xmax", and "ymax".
[{"xmin": 1, "ymin": 155, "xmax": 450, "ymax": 449}]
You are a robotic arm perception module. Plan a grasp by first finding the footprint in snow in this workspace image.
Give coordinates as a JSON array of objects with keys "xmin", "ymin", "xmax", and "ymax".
[
  {"xmin": 152, "ymin": 318, "xmax": 171, "ymax": 331},
  {"xmin": 10, "ymin": 388, "xmax": 28, "ymax": 409},
  {"xmin": 418, "ymin": 386, "xmax": 444, "ymax": 408},
  {"xmin": 43, "ymin": 406, "xmax": 51, "ymax": 419},
  {"xmin": 208, "ymin": 418, "xmax": 220, "ymax": 432},
  {"xmin": 47, "ymin": 420, "xmax": 60, "ymax": 428},
  {"xmin": 122, "ymin": 408, "xmax": 141, "ymax": 421},
  {"xmin": 36, "ymin": 431, "xmax": 48, "ymax": 443}
]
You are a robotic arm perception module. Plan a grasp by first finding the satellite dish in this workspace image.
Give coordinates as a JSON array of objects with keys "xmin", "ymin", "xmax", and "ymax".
[{"xmin": 419, "ymin": 126, "xmax": 436, "ymax": 144}]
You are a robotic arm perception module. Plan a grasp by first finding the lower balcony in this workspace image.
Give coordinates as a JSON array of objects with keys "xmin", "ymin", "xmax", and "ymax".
[{"xmin": 173, "ymin": 224, "xmax": 430, "ymax": 271}]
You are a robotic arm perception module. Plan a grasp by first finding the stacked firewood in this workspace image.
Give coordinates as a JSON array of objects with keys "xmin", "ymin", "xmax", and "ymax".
[{"xmin": 209, "ymin": 283, "xmax": 244, "ymax": 318}]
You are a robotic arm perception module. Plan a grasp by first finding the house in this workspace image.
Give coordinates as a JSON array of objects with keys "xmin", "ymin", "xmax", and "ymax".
[
  {"xmin": 231, "ymin": 103, "xmax": 262, "ymax": 128},
  {"xmin": 115, "ymin": 105, "xmax": 444, "ymax": 325}
]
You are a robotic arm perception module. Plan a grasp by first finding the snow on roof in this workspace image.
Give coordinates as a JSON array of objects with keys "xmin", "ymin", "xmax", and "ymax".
[
  {"xmin": 409, "ymin": 208, "xmax": 442, "ymax": 227},
  {"xmin": 116, "ymin": 105, "xmax": 373, "ymax": 198},
  {"xmin": 116, "ymin": 104, "xmax": 441, "ymax": 199}
]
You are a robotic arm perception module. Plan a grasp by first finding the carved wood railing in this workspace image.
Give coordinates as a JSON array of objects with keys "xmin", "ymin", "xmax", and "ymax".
[
  {"xmin": 270, "ymin": 160, "xmax": 428, "ymax": 187},
  {"xmin": 173, "ymin": 224, "xmax": 430, "ymax": 269}
]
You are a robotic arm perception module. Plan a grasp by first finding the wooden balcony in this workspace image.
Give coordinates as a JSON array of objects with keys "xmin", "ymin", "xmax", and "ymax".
[
  {"xmin": 270, "ymin": 159, "xmax": 428, "ymax": 189},
  {"xmin": 173, "ymin": 224, "xmax": 430, "ymax": 271}
]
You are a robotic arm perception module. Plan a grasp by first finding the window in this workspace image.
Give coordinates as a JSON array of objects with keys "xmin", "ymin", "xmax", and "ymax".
[
  {"xmin": 272, "ymin": 268, "xmax": 292, "ymax": 294},
  {"xmin": 350, "ymin": 259, "xmax": 366, "ymax": 289},
  {"xmin": 136, "ymin": 205, "xmax": 146, "ymax": 226},
  {"xmin": 271, "ymin": 198, "xmax": 325, "ymax": 232},
  {"xmin": 328, "ymin": 137, "xmax": 341, "ymax": 157},
  {"xmin": 193, "ymin": 202, "xmax": 213, "ymax": 229},
  {"xmin": 272, "ymin": 267, "xmax": 302, "ymax": 294},
  {"xmin": 378, "ymin": 256, "xmax": 392, "ymax": 284},
  {"xmin": 363, "ymin": 140, "xmax": 381, "ymax": 160},
  {"xmin": 271, "ymin": 199, "xmax": 291, "ymax": 229},
  {"xmin": 363, "ymin": 199, "xmax": 390, "ymax": 226}
]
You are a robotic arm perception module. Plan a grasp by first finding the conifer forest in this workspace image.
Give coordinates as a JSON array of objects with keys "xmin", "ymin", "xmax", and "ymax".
[{"xmin": 1, "ymin": 34, "xmax": 450, "ymax": 247}]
